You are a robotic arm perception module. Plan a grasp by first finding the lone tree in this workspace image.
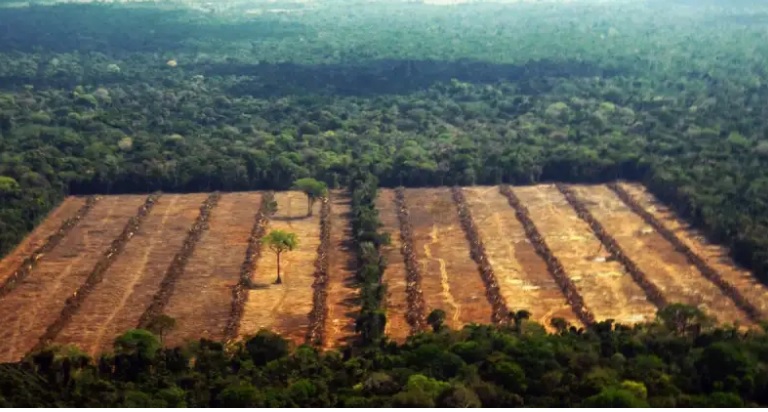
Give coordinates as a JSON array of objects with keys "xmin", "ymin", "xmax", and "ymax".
[
  {"xmin": 145, "ymin": 314, "xmax": 176, "ymax": 344},
  {"xmin": 262, "ymin": 230, "xmax": 299, "ymax": 284},
  {"xmin": 292, "ymin": 178, "xmax": 328, "ymax": 216}
]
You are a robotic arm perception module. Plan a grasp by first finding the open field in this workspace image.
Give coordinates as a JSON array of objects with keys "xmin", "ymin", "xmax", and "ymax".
[
  {"xmin": 238, "ymin": 191, "xmax": 320, "ymax": 345},
  {"xmin": 0, "ymin": 183, "xmax": 763, "ymax": 359}
]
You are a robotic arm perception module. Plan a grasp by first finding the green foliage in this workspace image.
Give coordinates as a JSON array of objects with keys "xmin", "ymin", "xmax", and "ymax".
[
  {"xmin": 113, "ymin": 329, "xmax": 160, "ymax": 360},
  {"xmin": 583, "ymin": 387, "xmax": 650, "ymax": 408},
  {"xmin": 261, "ymin": 230, "xmax": 299, "ymax": 284}
]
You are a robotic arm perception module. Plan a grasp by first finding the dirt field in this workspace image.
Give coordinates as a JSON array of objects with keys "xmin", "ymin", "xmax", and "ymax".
[
  {"xmin": 405, "ymin": 187, "xmax": 493, "ymax": 329},
  {"xmin": 375, "ymin": 189, "xmax": 411, "ymax": 342},
  {"xmin": 0, "ymin": 197, "xmax": 86, "ymax": 285},
  {"xmin": 163, "ymin": 192, "xmax": 262, "ymax": 348},
  {"xmin": 573, "ymin": 185, "xmax": 750, "ymax": 325},
  {"xmin": 618, "ymin": 183, "xmax": 768, "ymax": 321},
  {"xmin": 0, "ymin": 195, "xmax": 147, "ymax": 362},
  {"xmin": 53, "ymin": 194, "xmax": 208, "ymax": 355},
  {"xmin": 513, "ymin": 185, "xmax": 657, "ymax": 325},
  {"xmin": 238, "ymin": 191, "xmax": 320, "ymax": 345},
  {"xmin": 463, "ymin": 186, "xmax": 581, "ymax": 329},
  {"xmin": 322, "ymin": 193, "xmax": 358, "ymax": 349}
]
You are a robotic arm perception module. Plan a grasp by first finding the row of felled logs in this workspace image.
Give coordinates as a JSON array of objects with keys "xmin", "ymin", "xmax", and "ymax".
[
  {"xmin": 224, "ymin": 192, "xmax": 275, "ymax": 342},
  {"xmin": 499, "ymin": 185, "xmax": 596, "ymax": 327},
  {"xmin": 33, "ymin": 194, "xmax": 160, "ymax": 353},
  {"xmin": 608, "ymin": 183, "xmax": 762, "ymax": 322},
  {"xmin": 450, "ymin": 186, "xmax": 509, "ymax": 324},
  {"xmin": 137, "ymin": 193, "xmax": 221, "ymax": 329},
  {"xmin": 0, "ymin": 196, "xmax": 99, "ymax": 299},
  {"xmin": 306, "ymin": 196, "xmax": 332, "ymax": 346},
  {"xmin": 394, "ymin": 187, "xmax": 428, "ymax": 334},
  {"xmin": 556, "ymin": 184, "xmax": 668, "ymax": 309}
]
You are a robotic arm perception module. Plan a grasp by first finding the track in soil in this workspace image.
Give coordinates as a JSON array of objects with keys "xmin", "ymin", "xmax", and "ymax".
[
  {"xmin": 405, "ymin": 188, "xmax": 493, "ymax": 329},
  {"xmin": 375, "ymin": 189, "xmax": 412, "ymax": 342},
  {"xmin": 238, "ymin": 191, "xmax": 320, "ymax": 345},
  {"xmin": 464, "ymin": 187, "xmax": 582, "ymax": 330},
  {"xmin": 322, "ymin": 192, "xmax": 358, "ymax": 349},
  {"xmin": 0, "ymin": 195, "xmax": 147, "ymax": 362},
  {"xmin": 0, "ymin": 197, "xmax": 86, "ymax": 286},
  {"xmin": 163, "ymin": 192, "xmax": 262, "ymax": 348},
  {"xmin": 53, "ymin": 194, "xmax": 208, "ymax": 356},
  {"xmin": 514, "ymin": 185, "xmax": 657, "ymax": 325}
]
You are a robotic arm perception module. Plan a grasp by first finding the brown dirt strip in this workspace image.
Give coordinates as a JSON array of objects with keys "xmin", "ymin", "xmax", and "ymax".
[
  {"xmin": 162, "ymin": 192, "xmax": 261, "ymax": 348},
  {"xmin": 573, "ymin": 185, "xmax": 750, "ymax": 326},
  {"xmin": 0, "ymin": 195, "xmax": 147, "ymax": 362},
  {"xmin": 306, "ymin": 196, "xmax": 331, "ymax": 346},
  {"xmin": 557, "ymin": 184, "xmax": 668, "ymax": 310},
  {"xmin": 451, "ymin": 186, "xmax": 508, "ymax": 324},
  {"xmin": 609, "ymin": 183, "xmax": 761, "ymax": 323},
  {"xmin": 238, "ymin": 191, "xmax": 320, "ymax": 345},
  {"xmin": 625, "ymin": 183, "xmax": 768, "ymax": 322},
  {"xmin": 53, "ymin": 194, "xmax": 208, "ymax": 356},
  {"xmin": 394, "ymin": 187, "xmax": 428, "ymax": 334},
  {"xmin": 405, "ymin": 188, "xmax": 493, "ymax": 329},
  {"xmin": 0, "ymin": 196, "xmax": 95, "ymax": 297},
  {"xmin": 322, "ymin": 192, "xmax": 359, "ymax": 350},
  {"xmin": 515, "ymin": 185, "xmax": 657, "ymax": 325},
  {"xmin": 464, "ymin": 186, "xmax": 581, "ymax": 330},
  {"xmin": 375, "ymin": 189, "xmax": 412, "ymax": 342},
  {"xmin": 224, "ymin": 192, "xmax": 274, "ymax": 342},
  {"xmin": 31, "ymin": 194, "xmax": 160, "ymax": 354}
]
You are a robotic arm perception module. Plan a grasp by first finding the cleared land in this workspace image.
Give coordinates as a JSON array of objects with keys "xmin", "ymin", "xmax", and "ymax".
[
  {"xmin": 405, "ymin": 187, "xmax": 493, "ymax": 329},
  {"xmin": 618, "ymin": 183, "xmax": 768, "ymax": 321},
  {"xmin": 375, "ymin": 189, "xmax": 411, "ymax": 342},
  {"xmin": 464, "ymin": 186, "xmax": 581, "ymax": 329},
  {"xmin": 163, "ymin": 192, "xmax": 262, "ymax": 348},
  {"xmin": 0, "ymin": 195, "xmax": 147, "ymax": 362},
  {"xmin": 323, "ymin": 193, "xmax": 358, "ymax": 349},
  {"xmin": 0, "ymin": 197, "xmax": 86, "ymax": 286},
  {"xmin": 238, "ymin": 191, "xmax": 320, "ymax": 345},
  {"xmin": 53, "ymin": 194, "xmax": 208, "ymax": 355},
  {"xmin": 514, "ymin": 185, "xmax": 657, "ymax": 325}
]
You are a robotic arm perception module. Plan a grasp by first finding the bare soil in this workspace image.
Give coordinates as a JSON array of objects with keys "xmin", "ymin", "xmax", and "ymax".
[
  {"xmin": 513, "ymin": 185, "xmax": 657, "ymax": 325},
  {"xmin": 405, "ymin": 187, "xmax": 493, "ymax": 329},
  {"xmin": 621, "ymin": 183, "xmax": 767, "ymax": 322},
  {"xmin": 375, "ymin": 189, "xmax": 411, "ymax": 342},
  {"xmin": 238, "ymin": 191, "xmax": 320, "ymax": 346},
  {"xmin": 0, "ymin": 195, "xmax": 147, "ymax": 362},
  {"xmin": 463, "ymin": 186, "xmax": 582, "ymax": 330},
  {"xmin": 163, "ymin": 192, "xmax": 262, "ymax": 348},
  {"xmin": 53, "ymin": 194, "xmax": 208, "ymax": 355},
  {"xmin": 322, "ymin": 192, "xmax": 358, "ymax": 349},
  {"xmin": 0, "ymin": 197, "xmax": 85, "ymax": 285}
]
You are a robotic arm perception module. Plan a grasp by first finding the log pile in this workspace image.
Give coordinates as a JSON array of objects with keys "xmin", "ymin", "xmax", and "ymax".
[
  {"xmin": 224, "ymin": 192, "xmax": 275, "ymax": 342},
  {"xmin": 32, "ymin": 194, "xmax": 160, "ymax": 353},
  {"xmin": 451, "ymin": 187, "xmax": 509, "ymax": 324},
  {"xmin": 556, "ymin": 184, "xmax": 667, "ymax": 309},
  {"xmin": 608, "ymin": 183, "xmax": 762, "ymax": 322},
  {"xmin": 306, "ymin": 195, "xmax": 332, "ymax": 346},
  {"xmin": 499, "ymin": 185, "xmax": 596, "ymax": 327},
  {"xmin": 394, "ymin": 187, "xmax": 428, "ymax": 334},
  {"xmin": 0, "ymin": 196, "xmax": 99, "ymax": 299},
  {"xmin": 137, "ymin": 192, "xmax": 221, "ymax": 329}
]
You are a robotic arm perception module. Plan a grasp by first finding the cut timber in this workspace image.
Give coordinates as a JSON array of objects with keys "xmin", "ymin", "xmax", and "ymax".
[
  {"xmin": 375, "ymin": 189, "xmax": 411, "ymax": 342},
  {"xmin": 394, "ymin": 187, "xmax": 428, "ymax": 333},
  {"xmin": 464, "ymin": 187, "xmax": 581, "ymax": 330},
  {"xmin": 163, "ymin": 192, "xmax": 260, "ymax": 348},
  {"xmin": 514, "ymin": 185, "xmax": 656, "ymax": 325},
  {"xmin": 322, "ymin": 192, "xmax": 358, "ymax": 349},
  {"xmin": 0, "ymin": 197, "xmax": 86, "ymax": 286},
  {"xmin": 405, "ymin": 187, "xmax": 493, "ymax": 329},
  {"xmin": 238, "ymin": 191, "xmax": 320, "ymax": 345},
  {"xmin": 627, "ymin": 183, "xmax": 768, "ymax": 321},
  {"xmin": 0, "ymin": 195, "xmax": 147, "ymax": 362},
  {"xmin": 53, "ymin": 194, "xmax": 208, "ymax": 356},
  {"xmin": 306, "ymin": 196, "xmax": 331, "ymax": 345}
]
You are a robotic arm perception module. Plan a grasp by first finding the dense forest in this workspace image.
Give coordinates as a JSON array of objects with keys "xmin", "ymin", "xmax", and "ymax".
[{"xmin": 3, "ymin": 0, "xmax": 768, "ymax": 406}]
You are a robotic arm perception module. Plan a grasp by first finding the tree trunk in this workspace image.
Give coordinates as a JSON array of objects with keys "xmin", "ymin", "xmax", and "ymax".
[
  {"xmin": 307, "ymin": 196, "xmax": 313, "ymax": 216},
  {"xmin": 275, "ymin": 252, "xmax": 282, "ymax": 284}
]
